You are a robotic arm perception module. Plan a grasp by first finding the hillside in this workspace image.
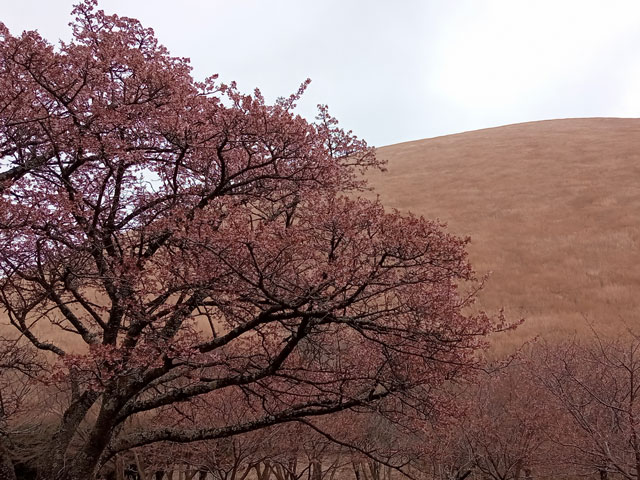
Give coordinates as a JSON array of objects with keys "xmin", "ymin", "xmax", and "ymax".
[{"xmin": 367, "ymin": 118, "xmax": 640, "ymax": 342}]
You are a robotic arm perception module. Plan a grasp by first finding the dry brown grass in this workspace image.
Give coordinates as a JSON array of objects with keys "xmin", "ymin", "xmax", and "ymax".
[{"xmin": 366, "ymin": 118, "xmax": 640, "ymax": 348}]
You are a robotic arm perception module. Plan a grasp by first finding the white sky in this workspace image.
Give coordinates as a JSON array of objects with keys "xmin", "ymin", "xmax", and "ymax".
[{"xmin": 3, "ymin": 0, "xmax": 640, "ymax": 146}]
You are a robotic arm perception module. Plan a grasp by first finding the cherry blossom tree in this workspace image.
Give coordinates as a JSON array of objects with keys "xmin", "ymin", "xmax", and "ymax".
[{"xmin": 0, "ymin": 2, "xmax": 507, "ymax": 478}]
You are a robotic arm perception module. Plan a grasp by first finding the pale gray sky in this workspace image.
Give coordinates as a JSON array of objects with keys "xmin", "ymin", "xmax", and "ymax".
[{"xmin": 3, "ymin": 0, "xmax": 640, "ymax": 146}]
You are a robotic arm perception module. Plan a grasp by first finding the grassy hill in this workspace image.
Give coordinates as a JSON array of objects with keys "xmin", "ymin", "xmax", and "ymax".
[{"xmin": 367, "ymin": 118, "xmax": 640, "ymax": 344}]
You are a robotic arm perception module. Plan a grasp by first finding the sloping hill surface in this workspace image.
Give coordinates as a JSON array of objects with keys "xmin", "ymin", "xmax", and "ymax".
[{"xmin": 368, "ymin": 118, "xmax": 640, "ymax": 342}]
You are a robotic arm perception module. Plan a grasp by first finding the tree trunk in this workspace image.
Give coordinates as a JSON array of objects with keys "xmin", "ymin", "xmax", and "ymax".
[
  {"xmin": 367, "ymin": 461, "xmax": 380, "ymax": 480},
  {"xmin": 134, "ymin": 451, "xmax": 149, "ymax": 480},
  {"xmin": 42, "ymin": 390, "xmax": 100, "ymax": 480},
  {"xmin": 599, "ymin": 469, "xmax": 608, "ymax": 480},
  {"xmin": 310, "ymin": 460, "xmax": 321, "ymax": 480},
  {"xmin": 352, "ymin": 461, "xmax": 361, "ymax": 480},
  {"xmin": 185, "ymin": 470, "xmax": 199, "ymax": 480},
  {"xmin": 513, "ymin": 459, "xmax": 523, "ymax": 480},
  {"xmin": 272, "ymin": 463, "xmax": 285, "ymax": 480},
  {"xmin": 254, "ymin": 462, "xmax": 272, "ymax": 480},
  {"xmin": 238, "ymin": 464, "xmax": 252, "ymax": 480},
  {"xmin": 59, "ymin": 395, "xmax": 125, "ymax": 480}
]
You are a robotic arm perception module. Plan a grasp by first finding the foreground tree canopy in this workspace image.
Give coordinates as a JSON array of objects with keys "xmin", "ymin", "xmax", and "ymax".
[{"xmin": 0, "ymin": 2, "xmax": 504, "ymax": 479}]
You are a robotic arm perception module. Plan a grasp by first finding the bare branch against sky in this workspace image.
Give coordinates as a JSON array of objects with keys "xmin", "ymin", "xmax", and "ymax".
[{"xmin": 4, "ymin": 0, "xmax": 640, "ymax": 146}]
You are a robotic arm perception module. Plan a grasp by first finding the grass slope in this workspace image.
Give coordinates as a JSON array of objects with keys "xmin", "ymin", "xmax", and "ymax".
[{"xmin": 367, "ymin": 118, "xmax": 640, "ymax": 344}]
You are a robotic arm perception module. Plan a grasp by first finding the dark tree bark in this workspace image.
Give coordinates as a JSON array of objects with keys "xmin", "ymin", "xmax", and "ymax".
[{"xmin": 0, "ymin": 438, "xmax": 16, "ymax": 480}]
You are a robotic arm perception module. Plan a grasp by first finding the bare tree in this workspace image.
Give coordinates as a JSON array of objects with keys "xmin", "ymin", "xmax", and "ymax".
[{"xmin": 533, "ymin": 331, "xmax": 640, "ymax": 479}]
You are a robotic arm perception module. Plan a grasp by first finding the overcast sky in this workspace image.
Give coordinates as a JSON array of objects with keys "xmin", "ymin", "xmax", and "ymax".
[{"xmin": 3, "ymin": 0, "xmax": 640, "ymax": 146}]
